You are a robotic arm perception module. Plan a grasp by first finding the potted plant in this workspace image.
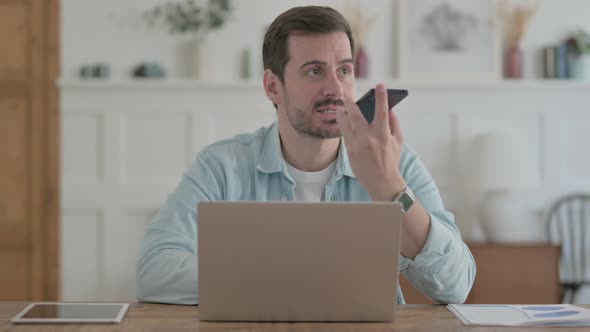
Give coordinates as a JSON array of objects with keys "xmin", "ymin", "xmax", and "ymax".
[
  {"xmin": 497, "ymin": 0, "xmax": 541, "ymax": 79},
  {"xmin": 565, "ymin": 30, "xmax": 590, "ymax": 80},
  {"xmin": 144, "ymin": 0, "xmax": 233, "ymax": 79},
  {"xmin": 339, "ymin": 2, "xmax": 376, "ymax": 79}
]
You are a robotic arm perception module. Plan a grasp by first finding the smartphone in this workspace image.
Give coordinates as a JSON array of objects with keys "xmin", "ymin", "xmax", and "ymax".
[{"xmin": 356, "ymin": 88, "xmax": 408, "ymax": 123}]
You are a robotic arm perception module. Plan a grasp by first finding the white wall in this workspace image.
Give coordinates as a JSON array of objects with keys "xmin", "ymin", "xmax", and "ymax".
[
  {"xmin": 59, "ymin": 0, "xmax": 590, "ymax": 302},
  {"xmin": 62, "ymin": 0, "xmax": 590, "ymax": 80},
  {"xmin": 59, "ymin": 79, "xmax": 590, "ymax": 301}
]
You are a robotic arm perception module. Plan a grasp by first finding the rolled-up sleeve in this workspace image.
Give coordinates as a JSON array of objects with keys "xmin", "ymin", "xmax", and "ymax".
[
  {"xmin": 136, "ymin": 152, "xmax": 222, "ymax": 304},
  {"xmin": 398, "ymin": 145, "xmax": 476, "ymax": 304}
]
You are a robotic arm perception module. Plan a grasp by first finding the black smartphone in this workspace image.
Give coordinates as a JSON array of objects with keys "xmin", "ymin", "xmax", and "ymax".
[{"xmin": 356, "ymin": 88, "xmax": 408, "ymax": 123}]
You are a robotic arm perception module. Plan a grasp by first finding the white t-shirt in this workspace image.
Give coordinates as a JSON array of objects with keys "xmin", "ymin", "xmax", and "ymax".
[{"xmin": 284, "ymin": 160, "xmax": 337, "ymax": 201}]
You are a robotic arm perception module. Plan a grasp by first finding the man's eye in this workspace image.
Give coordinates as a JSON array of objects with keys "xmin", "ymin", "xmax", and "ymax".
[
  {"xmin": 340, "ymin": 68, "xmax": 351, "ymax": 75},
  {"xmin": 306, "ymin": 69, "xmax": 320, "ymax": 76}
]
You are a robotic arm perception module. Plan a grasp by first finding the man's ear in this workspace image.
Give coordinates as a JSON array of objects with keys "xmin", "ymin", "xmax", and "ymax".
[{"xmin": 263, "ymin": 69, "xmax": 282, "ymax": 106}]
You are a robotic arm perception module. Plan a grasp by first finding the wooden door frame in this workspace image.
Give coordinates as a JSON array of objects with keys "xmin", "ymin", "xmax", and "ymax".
[
  {"xmin": 46, "ymin": 0, "xmax": 60, "ymax": 301},
  {"xmin": 30, "ymin": 0, "xmax": 60, "ymax": 300}
]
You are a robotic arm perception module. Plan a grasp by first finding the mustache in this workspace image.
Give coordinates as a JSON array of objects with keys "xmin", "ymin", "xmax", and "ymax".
[{"xmin": 314, "ymin": 98, "xmax": 344, "ymax": 108}]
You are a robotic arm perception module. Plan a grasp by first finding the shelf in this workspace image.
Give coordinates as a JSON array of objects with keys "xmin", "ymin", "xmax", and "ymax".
[
  {"xmin": 57, "ymin": 78, "xmax": 262, "ymax": 90},
  {"xmin": 57, "ymin": 78, "xmax": 590, "ymax": 90}
]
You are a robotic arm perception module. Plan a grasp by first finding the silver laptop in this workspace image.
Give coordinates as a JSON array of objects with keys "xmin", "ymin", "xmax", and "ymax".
[{"xmin": 197, "ymin": 201, "xmax": 402, "ymax": 322}]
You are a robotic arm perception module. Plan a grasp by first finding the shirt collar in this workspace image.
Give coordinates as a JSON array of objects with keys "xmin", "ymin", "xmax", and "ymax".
[
  {"xmin": 337, "ymin": 139, "xmax": 355, "ymax": 178},
  {"xmin": 257, "ymin": 122, "xmax": 356, "ymax": 179},
  {"xmin": 256, "ymin": 122, "xmax": 283, "ymax": 174}
]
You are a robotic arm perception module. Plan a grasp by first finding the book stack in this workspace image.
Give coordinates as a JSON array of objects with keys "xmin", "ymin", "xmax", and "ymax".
[{"xmin": 543, "ymin": 45, "xmax": 569, "ymax": 79}]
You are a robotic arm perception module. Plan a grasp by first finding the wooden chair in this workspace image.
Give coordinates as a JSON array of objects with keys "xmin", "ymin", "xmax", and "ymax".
[{"xmin": 546, "ymin": 193, "xmax": 590, "ymax": 303}]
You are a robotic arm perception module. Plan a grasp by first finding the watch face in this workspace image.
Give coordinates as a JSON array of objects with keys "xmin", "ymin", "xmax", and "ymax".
[{"xmin": 398, "ymin": 192, "xmax": 414, "ymax": 212}]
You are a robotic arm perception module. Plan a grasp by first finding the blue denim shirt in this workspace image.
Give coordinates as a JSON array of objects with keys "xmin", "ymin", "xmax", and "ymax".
[{"xmin": 136, "ymin": 122, "xmax": 475, "ymax": 305}]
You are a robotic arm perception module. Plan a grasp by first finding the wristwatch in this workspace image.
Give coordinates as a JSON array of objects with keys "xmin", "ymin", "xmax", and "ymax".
[{"xmin": 393, "ymin": 185, "xmax": 415, "ymax": 214}]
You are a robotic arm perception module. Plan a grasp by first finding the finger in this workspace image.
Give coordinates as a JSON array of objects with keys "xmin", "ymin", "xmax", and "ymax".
[
  {"xmin": 373, "ymin": 84, "xmax": 390, "ymax": 135},
  {"xmin": 389, "ymin": 109, "xmax": 404, "ymax": 144},
  {"xmin": 343, "ymin": 98, "xmax": 368, "ymax": 131}
]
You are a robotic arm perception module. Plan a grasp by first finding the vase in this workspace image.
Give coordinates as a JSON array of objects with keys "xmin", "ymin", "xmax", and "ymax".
[
  {"xmin": 504, "ymin": 45, "xmax": 523, "ymax": 79},
  {"xmin": 354, "ymin": 45, "xmax": 369, "ymax": 78},
  {"xmin": 569, "ymin": 54, "xmax": 590, "ymax": 81},
  {"xmin": 189, "ymin": 37, "xmax": 213, "ymax": 80},
  {"xmin": 240, "ymin": 48, "xmax": 251, "ymax": 80},
  {"xmin": 479, "ymin": 190, "xmax": 543, "ymax": 243}
]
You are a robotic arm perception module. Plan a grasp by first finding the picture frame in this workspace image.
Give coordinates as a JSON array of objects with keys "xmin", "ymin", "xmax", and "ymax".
[{"xmin": 396, "ymin": 0, "xmax": 501, "ymax": 82}]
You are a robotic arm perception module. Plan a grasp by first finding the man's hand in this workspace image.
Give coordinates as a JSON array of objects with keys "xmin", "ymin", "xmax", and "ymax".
[
  {"xmin": 338, "ymin": 84, "xmax": 432, "ymax": 258},
  {"xmin": 336, "ymin": 84, "xmax": 406, "ymax": 201}
]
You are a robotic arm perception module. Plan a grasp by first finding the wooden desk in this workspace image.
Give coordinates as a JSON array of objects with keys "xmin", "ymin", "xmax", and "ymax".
[
  {"xmin": 2, "ymin": 302, "xmax": 589, "ymax": 331},
  {"xmin": 401, "ymin": 243, "xmax": 561, "ymax": 304}
]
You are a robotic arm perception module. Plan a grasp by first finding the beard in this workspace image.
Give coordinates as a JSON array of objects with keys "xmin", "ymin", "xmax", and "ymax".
[{"xmin": 286, "ymin": 98, "xmax": 344, "ymax": 139}]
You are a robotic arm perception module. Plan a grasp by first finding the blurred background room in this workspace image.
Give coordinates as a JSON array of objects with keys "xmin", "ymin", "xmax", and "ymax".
[{"xmin": 1, "ymin": 0, "xmax": 589, "ymax": 305}]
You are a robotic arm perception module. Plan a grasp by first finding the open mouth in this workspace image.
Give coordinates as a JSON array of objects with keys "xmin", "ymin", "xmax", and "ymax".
[
  {"xmin": 317, "ymin": 108, "xmax": 337, "ymax": 114},
  {"xmin": 315, "ymin": 99, "xmax": 344, "ymax": 114},
  {"xmin": 315, "ymin": 104, "xmax": 342, "ymax": 114}
]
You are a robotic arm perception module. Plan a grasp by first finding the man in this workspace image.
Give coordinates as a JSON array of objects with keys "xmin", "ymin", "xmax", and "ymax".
[{"xmin": 136, "ymin": 6, "xmax": 475, "ymax": 305}]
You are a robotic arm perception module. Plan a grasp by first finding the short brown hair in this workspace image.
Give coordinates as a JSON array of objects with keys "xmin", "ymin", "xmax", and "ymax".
[{"xmin": 263, "ymin": 6, "xmax": 355, "ymax": 83}]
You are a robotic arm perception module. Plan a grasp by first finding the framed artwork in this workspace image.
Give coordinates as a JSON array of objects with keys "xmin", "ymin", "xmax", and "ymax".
[{"xmin": 397, "ymin": 0, "xmax": 501, "ymax": 81}]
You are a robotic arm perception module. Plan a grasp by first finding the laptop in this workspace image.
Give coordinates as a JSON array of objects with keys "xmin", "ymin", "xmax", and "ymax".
[{"xmin": 197, "ymin": 201, "xmax": 402, "ymax": 322}]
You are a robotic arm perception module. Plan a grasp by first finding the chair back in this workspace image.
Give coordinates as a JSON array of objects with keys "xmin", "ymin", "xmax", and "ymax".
[{"xmin": 545, "ymin": 193, "xmax": 590, "ymax": 303}]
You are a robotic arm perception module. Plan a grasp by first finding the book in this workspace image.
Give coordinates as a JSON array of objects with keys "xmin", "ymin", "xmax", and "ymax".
[
  {"xmin": 556, "ymin": 44, "xmax": 569, "ymax": 79},
  {"xmin": 448, "ymin": 304, "xmax": 590, "ymax": 327},
  {"xmin": 544, "ymin": 46, "xmax": 557, "ymax": 78}
]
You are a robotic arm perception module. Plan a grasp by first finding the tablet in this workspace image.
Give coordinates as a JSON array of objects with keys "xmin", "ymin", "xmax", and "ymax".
[{"xmin": 11, "ymin": 302, "xmax": 129, "ymax": 324}]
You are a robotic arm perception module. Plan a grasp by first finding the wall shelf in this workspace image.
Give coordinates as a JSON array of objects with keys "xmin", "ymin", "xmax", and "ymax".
[{"xmin": 57, "ymin": 78, "xmax": 590, "ymax": 90}]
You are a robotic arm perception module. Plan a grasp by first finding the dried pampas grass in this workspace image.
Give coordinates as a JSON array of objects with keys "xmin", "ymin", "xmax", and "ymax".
[
  {"xmin": 497, "ymin": 0, "xmax": 541, "ymax": 47},
  {"xmin": 339, "ymin": 1, "xmax": 377, "ymax": 48}
]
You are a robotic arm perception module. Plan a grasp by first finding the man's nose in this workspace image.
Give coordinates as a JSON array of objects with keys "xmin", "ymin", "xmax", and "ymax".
[{"xmin": 322, "ymin": 72, "xmax": 344, "ymax": 98}]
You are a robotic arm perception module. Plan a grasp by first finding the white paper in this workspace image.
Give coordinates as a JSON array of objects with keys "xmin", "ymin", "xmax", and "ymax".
[{"xmin": 447, "ymin": 304, "xmax": 590, "ymax": 327}]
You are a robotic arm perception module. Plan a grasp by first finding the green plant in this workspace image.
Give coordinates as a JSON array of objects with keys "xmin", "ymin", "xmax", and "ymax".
[
  {"xmin": 566, "ymin": 30, "xmax": 590, "ymax": 57},
  {"xmin": 144, "ymin": 0, "xmax": 232, "ymax": 35}
]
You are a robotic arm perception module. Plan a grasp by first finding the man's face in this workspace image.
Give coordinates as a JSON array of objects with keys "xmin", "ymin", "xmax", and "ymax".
[{"xmin": 278, "ymin": 32, "xmax": 355, "ymax": 139}]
